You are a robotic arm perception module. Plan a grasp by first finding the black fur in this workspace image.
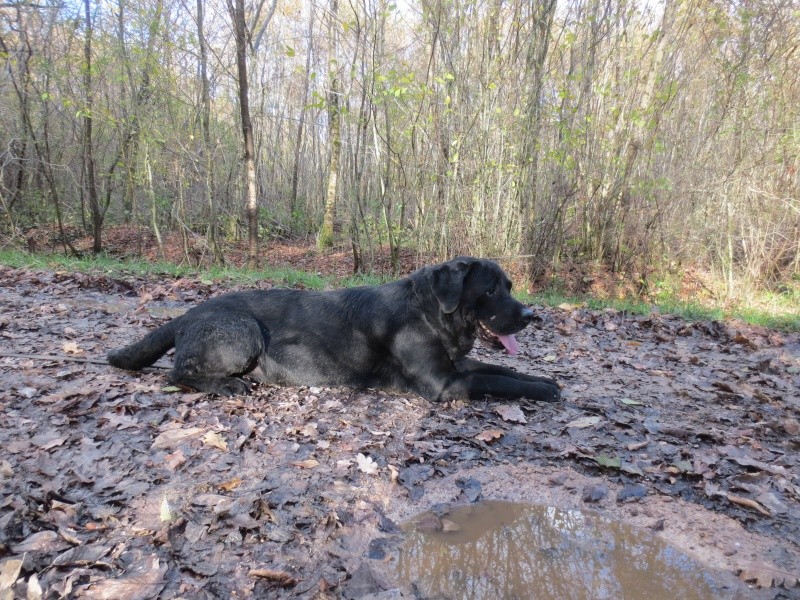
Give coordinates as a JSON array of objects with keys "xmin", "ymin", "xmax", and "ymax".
[{"xmin": 108, "ymin": 257, "xmax": 560, "ymax": 402}]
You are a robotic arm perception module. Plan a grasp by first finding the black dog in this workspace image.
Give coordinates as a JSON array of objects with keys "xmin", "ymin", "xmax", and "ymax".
[{"xmin": 108, "ymin": 257, "xmax": 560, "ymax": 403}]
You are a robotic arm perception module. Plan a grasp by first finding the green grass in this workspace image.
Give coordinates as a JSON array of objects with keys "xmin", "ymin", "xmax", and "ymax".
[
  {"xmin": 2, "ymin": 249, "xmax": 798, "ymax": 331},
  {"xmin": 521, "ymin": 288, "xmax": 799, "ymax": 332}
]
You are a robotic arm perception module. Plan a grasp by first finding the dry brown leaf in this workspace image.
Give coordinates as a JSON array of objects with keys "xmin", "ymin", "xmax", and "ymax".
[
  {"xmin": 249, "ymin": 568, "xmax": 298, "ymax": 587},
  {"xmin": 566, "ymin": 416, "xmax": 601, "ymax": 429},
  {"xmin": 26, "ymin": 573, "xmax": 42, "ymax": 600},
  {"xmin": 495, "ymin": 404, "xmax": 527, "ymax": 424},
  {"xmin": 219, "ymin": 477, "xmax": 243, "ymax": 491},
  {"xmin": 0, "ymin": 559, "xmax": 23, "ymax": 591},
  {"xmin": 151, "ymin": 427, "xmax": 206, "ymax": 449},
  {"xmin": 356, "ymin": 453, "xmax": 378, "ymax": 474},
  {"xmin": 727, "ymin": 494, "xmax": 771, "ymax": 517},
  {"xmin": 474, "ymin": 428, "xmax": 504, "ymax": 443},
  {"xmin": 62, "ymin": 341, "xmax": 84, "ymax": 355},
  {"xmin": 298, "ymin": 423, "xmax": 318, "ymax": 438},
  {"xmin": 11, "ymin": 531, "xmax": 69, "ymax": 554},
  {"xmin": 163, "ymin": 449, "xmax": 186, "ymax": 471},
  {"xmin": 84, "ymin": 554, "xmax": 166, "ymax": 600},
  {"xmin": 202, "ymin": 431, "xmax": 228, "ymax": 451}
]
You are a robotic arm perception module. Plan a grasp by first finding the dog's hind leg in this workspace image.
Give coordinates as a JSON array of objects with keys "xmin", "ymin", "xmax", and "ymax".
[{"xmin": 169, "ymin": 312, "xmax": 269, "ymax": 396}]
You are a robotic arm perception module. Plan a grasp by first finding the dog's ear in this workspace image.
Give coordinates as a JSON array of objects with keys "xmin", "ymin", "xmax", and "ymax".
[{"xmin": 428, "ymin": 258, "xmax": 474, "ymax": 314}]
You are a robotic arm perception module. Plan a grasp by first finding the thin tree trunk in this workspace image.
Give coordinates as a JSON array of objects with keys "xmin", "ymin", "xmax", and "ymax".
[
  {"xmin": 517, "ymin": 0, "xmax": 557, "ymax": 274},
  {"xmin": 291, "ymin": 3, "xmax": 315, "ymax": 227},
  {"xmin": 82, "ymin": 0, "xmax": 102, "ymax": 253},
  {"xmin": 318, "ymin": 0, "xmax": 341, "ymax": 250},
  {"xmin": 230, "ymin": 0, "xmax": 259, "ymax": 268},
  {"xmin": 197, "ymin": 0, "xmax": 223, "ymax": 264}
]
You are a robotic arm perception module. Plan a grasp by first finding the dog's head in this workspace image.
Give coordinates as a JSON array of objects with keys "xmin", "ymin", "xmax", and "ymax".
[{"xmin": 424, "ymin": 257, "xmax": 535, "ymax": 355}]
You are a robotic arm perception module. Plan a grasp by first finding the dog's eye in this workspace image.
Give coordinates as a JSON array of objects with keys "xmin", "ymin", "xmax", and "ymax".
[{"xmin": 486, "ymin": 289, "xmax": 496, "ymax": 296}]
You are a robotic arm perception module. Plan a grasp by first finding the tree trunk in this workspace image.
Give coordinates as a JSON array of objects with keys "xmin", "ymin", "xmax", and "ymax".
[
  {"xmin": 197, "ymin": 0, "xmax": 224, "ymax": 264},
  {"xmin": 230, "ymin": 0, "xmax": 260, "ymax": 268},
  {"xmin": 318, "ymin": 0, "xmax": 341, "ymax": 250},
  {"xmin": 517, "ymin": 0, "xmax": 557, "ymax": 276},
  {"xmin": 291, "ymin": 3, "xmax": 315, "ymax": 228},
  {"xmin": 82, "ymin": 0, "xmax": 102, "ymax": 253}
]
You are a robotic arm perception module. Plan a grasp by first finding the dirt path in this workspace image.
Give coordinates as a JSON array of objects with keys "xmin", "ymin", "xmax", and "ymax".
[{"xmin": 1, "ymin": 265, "xmax": 798, "ymax": 599}]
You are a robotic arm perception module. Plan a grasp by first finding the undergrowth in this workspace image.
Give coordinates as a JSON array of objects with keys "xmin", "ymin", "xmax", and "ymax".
[{"xmin": 1, "ymin": 249, "xmax": 797, "ymax": 332}]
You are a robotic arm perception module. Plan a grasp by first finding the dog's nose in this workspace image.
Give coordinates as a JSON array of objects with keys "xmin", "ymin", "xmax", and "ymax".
[{"xmin": 521, "ymin": 307, "xmax": 535, "ymax": 322}]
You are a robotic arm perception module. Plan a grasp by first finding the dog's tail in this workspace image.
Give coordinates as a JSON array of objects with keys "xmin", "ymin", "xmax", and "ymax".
[{"xmin": 107, "ymin": 318, "xmax": 181, "ymax": 371}]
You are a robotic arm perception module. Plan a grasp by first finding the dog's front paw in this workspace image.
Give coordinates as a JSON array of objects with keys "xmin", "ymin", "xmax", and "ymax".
[
  {"xmin": 212, "ymin": 377, "xmax": 251, "ymax": 397},
  {"xmin": 547, "ymin": 384, "xmax": 561, "ymax": 402},
  {"xmin": 537, "ymin": 383, "xmax": 561, "ymax": 402}
]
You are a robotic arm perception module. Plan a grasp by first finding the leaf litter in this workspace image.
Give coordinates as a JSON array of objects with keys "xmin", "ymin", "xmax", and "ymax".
[{"xmin": 0, "ymin": 265, "xmax": 798, "ymax": 598}]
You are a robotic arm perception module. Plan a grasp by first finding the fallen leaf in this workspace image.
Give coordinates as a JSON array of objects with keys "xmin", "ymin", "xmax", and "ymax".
[
  {"xmin": 0, "ymin": 559, "xmax": 23, "ymax": 591},
  {"xmin": 356, "ymin": 453, "xmax": 378, "ymax": 475},
  {"xmin": 566, "ymin": 416, "xmax": 601, "ymax": 429},
  {"xmin": 219, "ymin": 477, "xmax": 243, "ymax": 492},
  {"xmin": 595, "ymin": 455, "xmax": 622, "ymax": 469},
  {"xmin": 52, "ymin": 544, "xmax": 111, "ymax": 567},
  {"xmin": 163, "ymin": 449, "xmax": 186, "ymax": 471},
  {"xmin": 293, "ymin": 459, "xmax": 320, "ymax": 469},
  {"xmin": 474, "ymin": 428, "xmax": 504, "ymax": 443},
  {"xmin": 298, "ymin": 423, "xmax": 318, "ymax": 438},
  {"xmin": 31, "ymin": 433, "xmax": 67, "ymax": 450},
  {"xmin": 620, "ymin": 461, "xmax": 644, "ymax": 476},
  {"xmin": 671, "ymin": 460, "xmax": 693, "ymax": 474},
  {"xmin": 727, "ymin": 494, "xmax": 771, "ymax": 517},
  {"xmin": 11, "ymin": 530, "xmax": 69, "ymax": 554},
  {"xmin": 151, "ymin": 427, "xmax": 206, "ymax": 449},
  {"xmin": 249, "ymin": 568, "xmax": 298, "ymax": 587},
  {"xmin": 159, "ymin": 495, "xmax": 173, "ymax": 523},
  {"xmin": 26, "ymin": 574, "xmax": 42, "ymax": 600},
  {"xmin": 84, "ymin": 554, "xmax": 166, "ymax": 600},
  {"xmin": 62, "ymin": 341, "xmax": 83, "ymax": 355},
  {"xmin": 495, "ymin": 404, "xmax": 527, "ymax": 424},
  {"xmin": 202, "ymin": 431, "xmax": 228, "ymax": 451},
  {"xmin": 618, "ymin": 397, "xmax": 642, "ymax": 406}
]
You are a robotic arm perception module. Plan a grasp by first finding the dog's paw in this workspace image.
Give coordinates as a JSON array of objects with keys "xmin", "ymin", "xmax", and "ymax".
[
  {"xmin": 211, "ymin": 377, "xmax": 251, "ymax": 397},
  {"xmin": 538, "ymin": 383, "xmax": 561, "ymax": 402},
  {"xmin": 547, "ymin": 384, "xmax": 561, "ymax": 402}
]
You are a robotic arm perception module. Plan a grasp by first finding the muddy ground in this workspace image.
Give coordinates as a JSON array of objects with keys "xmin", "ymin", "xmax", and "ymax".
[{"xmin": 0, "ymin": 263, "xmax": 799, "ymax": 599}]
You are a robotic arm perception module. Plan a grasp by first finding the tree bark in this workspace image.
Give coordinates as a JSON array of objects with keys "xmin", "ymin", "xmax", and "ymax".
[
  {"xmin": 197, "ymin": 0, "xmax": 224, "ymax": 264},
  {"xmin": 517, "ymin": 0, "xmax": 557, "ymax": 275},
  {"xmin": 291, "ymin": 3, "xmax": 315, "ymax": 228},
  {"xmin": 318, "ymin": 0, "xmax": 341, "ymax": 250},
  {"xmin": 230, "ymin": 0, "xmax": 260, "ymax": 267}
]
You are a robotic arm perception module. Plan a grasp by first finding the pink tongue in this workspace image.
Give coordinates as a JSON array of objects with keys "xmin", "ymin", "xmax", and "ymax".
[{"xmin": 497, "ymin": 334, "xmax": 519, "ymax": 355}]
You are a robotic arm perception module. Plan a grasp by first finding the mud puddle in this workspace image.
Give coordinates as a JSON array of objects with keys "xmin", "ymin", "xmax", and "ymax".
[{"xmin": 395, "ymin": 501, "xmax": 746, "ymax": 600}]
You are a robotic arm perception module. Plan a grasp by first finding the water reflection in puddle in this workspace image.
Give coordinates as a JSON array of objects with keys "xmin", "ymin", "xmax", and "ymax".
[{"xmin": 396, "ymin": 501, "xmax": 734, "ymax": 600}]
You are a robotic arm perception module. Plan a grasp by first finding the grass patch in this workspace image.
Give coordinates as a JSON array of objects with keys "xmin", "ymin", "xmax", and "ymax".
[
  {"xmin": 2, "ymin": 249, "xmax": 798, "ymax": 331},
  {"xmin": 521, "ymin": 288, "xmax": 798, "ymax": 332}
]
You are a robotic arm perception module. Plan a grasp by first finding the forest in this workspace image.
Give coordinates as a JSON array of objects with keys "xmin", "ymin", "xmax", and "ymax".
[{"xmin": 1, "ymin": 0, "xmax": 798, "ymax": 297}]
